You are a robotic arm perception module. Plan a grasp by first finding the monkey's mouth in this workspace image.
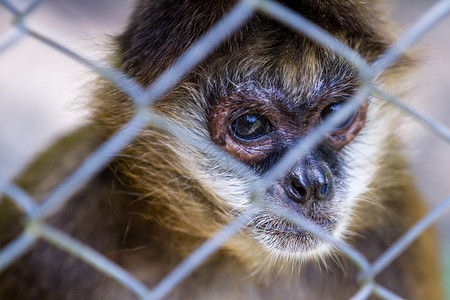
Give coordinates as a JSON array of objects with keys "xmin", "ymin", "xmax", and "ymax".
[{"xmin": 249, "ymin": 208, "xmax": 338, "ymax": 254}]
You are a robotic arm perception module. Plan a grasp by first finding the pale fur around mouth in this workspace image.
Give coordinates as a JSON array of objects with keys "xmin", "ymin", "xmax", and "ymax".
[{"xmin": 249, "ymin": 211, "xmax": 338, "ymax": 254}]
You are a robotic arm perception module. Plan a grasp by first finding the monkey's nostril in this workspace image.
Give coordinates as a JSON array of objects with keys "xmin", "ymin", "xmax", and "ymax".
[
  {"xmin": 291, "ymin": 177, "xmax": 310, "ymax": 204},
  {"xmin": 295, "ymin": 183, "xmax": 308, "ymax": 199},
  {"xmin": 320, "ymin": 182, "xmax": 329, "ymax": 196},
  {"xmin": 297, "ymin": 186, "xmax": 307, "ymax": 198}
]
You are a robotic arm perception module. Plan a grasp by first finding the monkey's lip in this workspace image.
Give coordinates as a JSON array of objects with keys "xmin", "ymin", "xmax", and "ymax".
[
  {"xmin": 251, "ymin": 212, "xmax": 336, "ymax": 237},
  {"xmin": 250, "ymin": 214, "xmax": 337, "ymax": 253},
  {"xmin": 267, "ymin": 216, "xmax": 335, "ymax": 235},
  {"xmin": 280, "ymin": 218, "xmax": 335, "ymax": 234}
]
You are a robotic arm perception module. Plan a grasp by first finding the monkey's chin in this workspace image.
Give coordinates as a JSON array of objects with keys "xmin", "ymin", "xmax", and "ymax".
[{"xmin": 249, "ymin": 214, "xmax": 339, "ymax": 259}]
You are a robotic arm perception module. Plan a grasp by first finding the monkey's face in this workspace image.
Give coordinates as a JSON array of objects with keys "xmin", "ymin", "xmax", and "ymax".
[
  {"xmin": 199, "ymin": 41, "xmax": 380, "ymax": 259},
  {"xmin": 104, "ymin": 0, "xmax": 403, "ymax": 265},
  {"xmin": 136, "ymin": 36, "xmax": 391, "ymax": 261}
]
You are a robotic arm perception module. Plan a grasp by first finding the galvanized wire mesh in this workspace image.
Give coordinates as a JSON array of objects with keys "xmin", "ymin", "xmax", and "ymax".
[{"xmin": 1, "ymin": 0, "xmax": 450, "ymax": 299}]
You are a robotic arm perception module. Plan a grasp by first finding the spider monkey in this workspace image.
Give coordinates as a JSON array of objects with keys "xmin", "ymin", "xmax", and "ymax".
[{"xmin": 0, "ymin": 0, "xmax": 442, "ymax": 299}]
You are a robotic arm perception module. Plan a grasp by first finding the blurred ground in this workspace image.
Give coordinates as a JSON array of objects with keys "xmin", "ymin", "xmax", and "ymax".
[
  {"xmin": 392, "ymin": 0, "xmax": 450, "ymax": 227},
  {"xmin": 389, "ymin": 1, "xmax": 450, "ymax": 295},
  {"xmin": 0, "ymin": 0, "xmax": 449, "ymax": 295}
]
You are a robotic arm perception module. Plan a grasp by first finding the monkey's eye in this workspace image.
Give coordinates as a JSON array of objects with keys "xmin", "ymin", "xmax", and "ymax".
[
  {"xmin": 320, "ymin": 102, "xmax": 356, "ymax": 130},
  {"xmin": 230, "ymin": 114, "xmax": 272, "ymax": 141}
]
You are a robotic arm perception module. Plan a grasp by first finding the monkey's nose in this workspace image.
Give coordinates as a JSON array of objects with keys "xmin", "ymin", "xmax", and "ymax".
[{"xmin": 287, "ymin": 156, "xmax": 332, "ymax": 205}]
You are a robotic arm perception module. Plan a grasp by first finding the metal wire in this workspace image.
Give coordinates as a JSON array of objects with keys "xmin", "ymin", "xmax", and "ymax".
[{"xmin": 0, "ymin": 0, "xmax": 449, "ymax": 299}]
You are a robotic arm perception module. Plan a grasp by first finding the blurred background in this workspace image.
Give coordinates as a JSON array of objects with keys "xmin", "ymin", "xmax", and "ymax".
[{"xmin": 0, "ymin": 0, "xmax": 449, "ymax": 296}]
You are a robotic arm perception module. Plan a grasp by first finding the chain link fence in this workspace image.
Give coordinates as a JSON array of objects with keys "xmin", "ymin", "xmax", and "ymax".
[{"xmin": 1, "ymin": 0, "xmax": 450, "ymax": 299}]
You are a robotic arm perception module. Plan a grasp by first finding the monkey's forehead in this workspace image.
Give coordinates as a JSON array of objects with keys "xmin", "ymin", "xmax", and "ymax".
[
  {"xmin": 201, "ymin": 40, "xmax": 359, "ymax": 110},
  {"xmin": 118, "ymin": 1, "xmax": 391, "ymax": 87}
]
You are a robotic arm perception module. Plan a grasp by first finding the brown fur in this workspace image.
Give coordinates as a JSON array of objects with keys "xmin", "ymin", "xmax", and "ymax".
[{"xmin": 0, "ymin": 0, "xmax": 442, "ymax": 299}]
